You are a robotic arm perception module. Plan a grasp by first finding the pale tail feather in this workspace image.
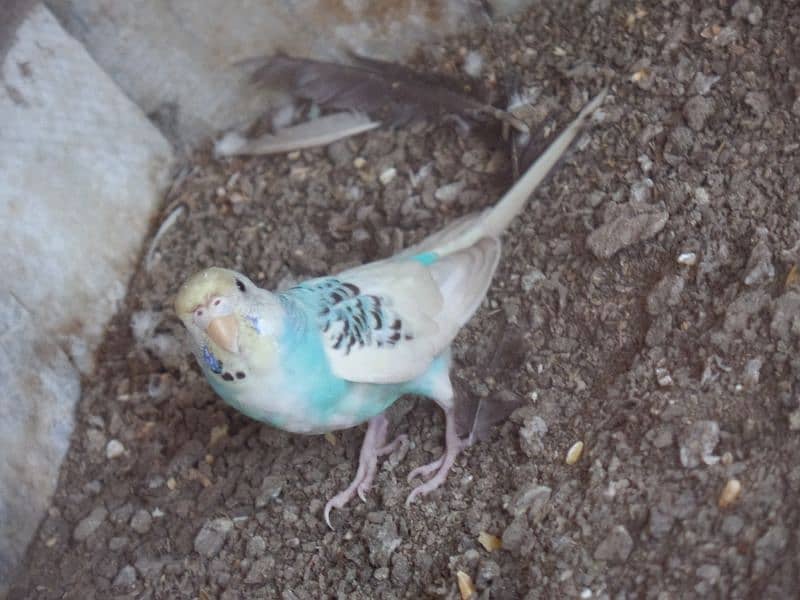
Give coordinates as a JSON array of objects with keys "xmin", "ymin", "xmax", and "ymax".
[{"xmin": 415, "ymin": 88, "xmax": 608, "ymax": 258}]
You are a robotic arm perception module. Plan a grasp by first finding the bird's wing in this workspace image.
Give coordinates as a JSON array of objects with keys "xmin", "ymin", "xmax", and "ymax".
[{"xmin": 287, "ymin": 238, "xmax": 500, "ymax": 384}]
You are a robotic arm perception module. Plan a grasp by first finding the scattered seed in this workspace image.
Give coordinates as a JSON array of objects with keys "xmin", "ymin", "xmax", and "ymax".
[
  {"xmin": 209, "ymin": 424, "xmax": 228, "ymax": 446},
  {"xmin": 456, "ymin": 570, "xmax": 476, "ymax": 600},
  {"xmin": 786, "ymin": 264, "xmax": 800, "ymax": 289},
  {"xmin": 166, "ymin": 477, "xmax": 177, "ymax": 490},
  {"xmin": 353, "ymin": 157, "xmax": 367, "ymax": 169},
  {"xmin": 478, "ymin": 531, "xmax": 502, "ymax": 552},
  {"xmin": 566, "ymin": 441, "xmax": 584, "ymax": 465},
  {"xmin": 718, "ymin": 479, "xmax": 742, "ymax": 508},
  {"xmin": 324, "ymin": 432, "xmax": 337, "ymax": 446},
  {"xmin": 188, "ymin": 469, "xmax": 212, "ymax": 488}
]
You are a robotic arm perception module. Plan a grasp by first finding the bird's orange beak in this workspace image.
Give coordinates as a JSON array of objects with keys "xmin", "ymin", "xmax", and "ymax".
[{"xmin": 206, "ymin": 314, "xmax": 239, "ymax": 354}]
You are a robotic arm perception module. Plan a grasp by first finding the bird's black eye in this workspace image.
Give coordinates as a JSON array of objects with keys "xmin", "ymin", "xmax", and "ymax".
[{"xmin": 236, "ymin": 279, "xmax": 246, "ymax": 292}]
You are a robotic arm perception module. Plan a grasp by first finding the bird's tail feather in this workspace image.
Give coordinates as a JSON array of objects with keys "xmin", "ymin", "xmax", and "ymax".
[{"xmin": 424, "ymin": 88, "xmax": 608, "ymax": 257}]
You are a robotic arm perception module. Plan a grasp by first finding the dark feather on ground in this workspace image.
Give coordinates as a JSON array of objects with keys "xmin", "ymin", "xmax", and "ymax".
[
  {"xmin": 454, "ymin": 325, "xmax": 528, "ymax": 442},
  {"xmin": 244, "ymin": 52, "xmax": 527, "ymax": 132}
]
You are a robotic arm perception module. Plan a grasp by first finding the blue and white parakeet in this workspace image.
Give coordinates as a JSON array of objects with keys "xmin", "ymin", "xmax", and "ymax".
[{"xmin": 174, "ymin": 90, "xmax": 606, "ymax": 527}]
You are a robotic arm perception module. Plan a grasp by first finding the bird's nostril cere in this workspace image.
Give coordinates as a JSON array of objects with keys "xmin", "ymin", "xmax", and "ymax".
[{"xmin": 213, "ymin": 299, "xmax": 221, "ymax": 306}]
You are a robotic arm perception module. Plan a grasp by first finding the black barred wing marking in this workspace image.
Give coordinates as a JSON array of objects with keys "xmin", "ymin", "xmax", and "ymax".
[{"xmin": 292, "ymin": 278, "xmax": 414, "ymax": 356}]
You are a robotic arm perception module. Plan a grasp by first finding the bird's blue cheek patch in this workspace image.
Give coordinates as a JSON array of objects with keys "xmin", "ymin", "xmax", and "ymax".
[{"xmin": 202, "ymin": 345, "xmax": 223, "ymax": 374}]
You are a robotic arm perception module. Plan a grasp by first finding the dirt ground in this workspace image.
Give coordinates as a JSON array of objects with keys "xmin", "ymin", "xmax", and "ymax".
[{"xmin": 10, "ymin": 0, "xmax": 800, "ymax": 598}]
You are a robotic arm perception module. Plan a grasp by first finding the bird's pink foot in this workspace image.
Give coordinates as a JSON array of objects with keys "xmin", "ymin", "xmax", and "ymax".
[
  {"xmin": 324, "ymin": 414, "xmax": 406, "ymax": 528},
  {"xmin": 405, "ymin": 407, "xmax": 466, "ymax": 506}
]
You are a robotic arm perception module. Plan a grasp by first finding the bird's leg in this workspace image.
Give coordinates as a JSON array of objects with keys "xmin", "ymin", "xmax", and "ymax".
[
  {"xmin": 324, "ymin": 414, "xmax": 407, "ymax": 528},
  {"xmin": 405, "ymin": 405, "xmax": 466, "ymax": 506}
]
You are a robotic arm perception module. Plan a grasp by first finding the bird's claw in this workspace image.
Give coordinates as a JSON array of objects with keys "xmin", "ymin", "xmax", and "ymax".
[
  {"xmin": 324, "ymin": 416, "xmax": 406, "ymax": 529},
  {"xmin": 357, "ymin": 483, "xmax": 369, "ymax": 502},
  {"xmin": 324, "ymin": 494, "xmax": 349, "ymax": 530},
  {"xmin": 405, "ymin": 411, "xmax": 467, "ymax": 507},
  {"xmin": 407, "ymin": 455, "xmax": 444, "ymax": 482}
]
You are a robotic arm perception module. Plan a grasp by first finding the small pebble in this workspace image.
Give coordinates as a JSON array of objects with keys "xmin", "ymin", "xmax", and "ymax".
[
  {"xmin": 434, "ymin": 181, "xmax": 465, "ymax": 203},
  {"xmin": 463, "ymin": 50, "xmax": 483, "ymax": 77},
  {"xmin": 743, "ymin": 357, "xmax": 762, "ymax": 385},
  {"xmin": 678, "ymin": 252, "xmax": 698, "ymax": 265},
  {"xmin": 594, "ymin": 525, "xmax": 634, "ymax": 562},
  {"xmin": 788, "ymin": 408, "xmax": 800, "ymax": 431},
  {"xmin": 246, "ymin": 535, "xmax": 267, "ymax": 558},
  {"xmin": 84, "ymin": 480, "xmax": 102, "ymax": 495},
  {"xmin": 379, "ymin": 167, "xmax": 397, "ymax": 185},
  {"xmin": 656, "ymin": 367, "xmax": 674, "ymax": 387},
  {"xmin": 684, "ymin": 96, "xmax": 714, "ymax": 131},
  {"xmin": 693, "ymin": 72, "xmax": 720, "ymax": 95},
  {"xmin": 721, "ymin": 515, "xmax": 744, "ymax": 536},
  {"xmin": 130, "ymin": 509, "xmax": 152, "ymax": 534},
  {"xmin": 679, "ymin": 421, "xmax": 720, "ymax": 468},
  {"xmin": 73, "ymin": 506, "xmax": 108, "ymax": 542},
  {"xmin": 109, "ymin": 536, "xmax": 129, "ymax": 551},
  {"xmin": 113, "ymin": 565, "xmax": 137, "ymax": 587},
  {"xmin": 630, "ymin": 178, "xmax": 654, "ymax": 203},
  {"xmin": 587, "ymin": 209, "xmax": 669, "ymax": 259},
  {"xmin": 194, "ymin": 517, "xmax": 234, "ymax": 558},
  {"xmin": 106, "ymin": 439, "xmax": 125, "ymax": 459},
  {"xmin": 693, "ymin": 187, "xmax": 710, "ymax": 204},
  {"xmin": 521, "ymin": 269, "xmax": 546, "ymax": 292}
]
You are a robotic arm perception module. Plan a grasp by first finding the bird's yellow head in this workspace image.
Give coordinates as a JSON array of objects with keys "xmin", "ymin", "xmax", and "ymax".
[{"xmin": 174, "ymin": 267, "xmax": 255, "ymax": 355}]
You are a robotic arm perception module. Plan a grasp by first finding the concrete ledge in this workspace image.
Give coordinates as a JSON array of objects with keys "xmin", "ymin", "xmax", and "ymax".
[
  {"xmin": 0, "ymin": 293, "xmax": 80, "ymax": 591},
  {"xmin": 0, "ymin": 4, "xmax": 174, "ymax": 592}
]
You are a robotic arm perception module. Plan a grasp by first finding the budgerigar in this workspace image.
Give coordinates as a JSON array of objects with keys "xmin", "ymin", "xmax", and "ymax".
[{"xmin": 175, "ymin": 89, "xmax": 607, "ymax": 527}]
